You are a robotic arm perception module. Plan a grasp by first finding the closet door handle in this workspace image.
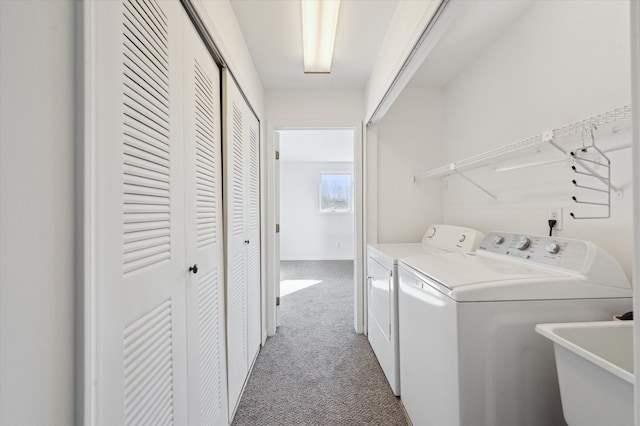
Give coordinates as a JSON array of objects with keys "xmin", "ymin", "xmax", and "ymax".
[
  {"xmin": 244, "ymin": 240, "xmax": 250, "ymax": 245},
  {"xmin": 189, "ymin": 264, "xmax": 198, "ymax": 274}
]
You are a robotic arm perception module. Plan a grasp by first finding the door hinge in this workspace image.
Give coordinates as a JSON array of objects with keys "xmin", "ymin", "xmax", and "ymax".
[
  {"xmin": 275, "ymin": 150, "xmax": 280, "ymax": 160},
  {"xmin": 276, "ymin": 223, "xmax": 280, "ymax": 233},
  {"xmin": 276, "ymin": 296, "xmax": 280, "ymax": 306}
]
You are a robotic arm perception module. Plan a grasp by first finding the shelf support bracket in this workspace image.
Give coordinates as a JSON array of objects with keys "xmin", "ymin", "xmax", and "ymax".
[{"xmin": 453, "ymin": 169, "xmax": 497, "ymax": 199}]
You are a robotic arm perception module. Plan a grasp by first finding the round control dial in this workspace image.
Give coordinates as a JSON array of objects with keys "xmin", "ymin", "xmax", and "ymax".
[
  {"xmin": 427, "ymin": 227, "xmax": 436, "ymax": 238},
  {"xmin": 545, "ymin": 243, "xmax": 560, "ymax": 254},
  {"xmin": 493, "ymin": 236, "xmax": 505, "ymax": 245},
  {"xmin": 515, "ymin": 237, "xmax": 531, "ymax": 250}
]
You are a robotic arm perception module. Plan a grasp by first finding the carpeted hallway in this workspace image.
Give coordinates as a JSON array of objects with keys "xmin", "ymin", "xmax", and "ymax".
[{"xmin": 231, "ymin": 260, "xmax": 408, "ymax": 425}]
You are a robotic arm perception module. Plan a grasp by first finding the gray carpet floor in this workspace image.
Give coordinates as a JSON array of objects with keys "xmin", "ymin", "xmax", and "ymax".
[{"xmin": 231, "ymin": 260, "xmax": 408, "ymax": 426}]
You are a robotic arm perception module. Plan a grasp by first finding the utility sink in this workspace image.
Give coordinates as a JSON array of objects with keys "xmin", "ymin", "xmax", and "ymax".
[{"xmin": 536, "ymin": 321, "xmax": 634, "ymax": 426}]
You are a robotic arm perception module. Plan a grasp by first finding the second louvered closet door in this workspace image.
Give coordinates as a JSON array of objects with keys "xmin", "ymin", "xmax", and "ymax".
[
  {"xmin": 222, "ymin": 70, "xmax": 261, "ymax": 420},
  {"xmin": 182, "ymin": 14, "xmax": 228, "ymax": 426}
]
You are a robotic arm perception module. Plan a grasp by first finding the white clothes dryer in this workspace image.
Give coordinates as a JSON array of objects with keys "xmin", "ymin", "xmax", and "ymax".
[
  {"xmin": 367, "ymin": 224, "xmax": 484, "ymax": 396},
  {"xmin": 398, "ymin": 232, "xmax": 632, "ymax": 426}
]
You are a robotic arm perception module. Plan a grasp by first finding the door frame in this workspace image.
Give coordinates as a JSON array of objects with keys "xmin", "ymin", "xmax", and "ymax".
[{"xmin": 265, "ymin": 120, "xmax": 365, "ymax": 336}]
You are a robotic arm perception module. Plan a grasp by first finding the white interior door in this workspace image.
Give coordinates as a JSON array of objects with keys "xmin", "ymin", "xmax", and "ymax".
[
  {"xmin": 93, "ymin": 0, "xmax": 188, "ymax": 424},
  {"xmin": 182, "ymin": 14, "xmax": 228, "ymax": 426},
  {"xmin": 223, "ymin": 70, "xmax": 249, "ymax": 417},
  {"xmin": 223, "ymin": 69, "xmax": 261, "ymax": 418},
  {"xmin": 246, "ymin": 105, "xmax": 261, "ymax": 367}
]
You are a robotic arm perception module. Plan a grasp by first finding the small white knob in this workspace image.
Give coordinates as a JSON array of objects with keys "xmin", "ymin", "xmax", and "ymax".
[
  {"xmin": 546, "ymin": 243, "xmax": 560, "ymax": 254},
  {"xmin": 494, "ymin": 236, "xmax": 505, "ymax": 245},
  {"xmin": 459, "ymin": 235, "xmax": 466, "ymax": 243},
  {"xmin": 427, "ymin": 227, "xmax": 436, "ymax": 238}
]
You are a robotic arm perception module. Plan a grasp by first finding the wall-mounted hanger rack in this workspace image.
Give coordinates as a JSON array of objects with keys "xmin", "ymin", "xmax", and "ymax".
[
  {"xmin": 569, "ymin": 125, "xmax": 613, "ymax": 219},
  {"xmin": 412, "ymin": 105, "xmax": 631, "ymax": 201}
]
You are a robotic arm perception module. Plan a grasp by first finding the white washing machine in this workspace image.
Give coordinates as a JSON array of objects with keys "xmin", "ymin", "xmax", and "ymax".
[
  {"xmin": 398, "ymin": 232, "xmax": 632, "ymax": 426},
  {"xmin": 367, "ymin": 224, "xmax": 484, "ymax": 396}
]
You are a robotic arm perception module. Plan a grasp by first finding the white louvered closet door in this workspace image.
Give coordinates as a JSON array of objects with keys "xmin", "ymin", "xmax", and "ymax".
[
  {"xmin": 245, "ymin": 111, "xmax": 261, "ymax": 368},
  {"xmin": 222, "ymin": 70, "xmax": 261, "ymax": 418},
  {"xmin": 223, "ymin": 70, "xmax": 248, "ymax": 417},
  {"xmin": 182, "ymin": 14, "xmax": 228, "ymax": 426},
  {"xmin": 93, "ymin": 1, "xmax": 188, "ymax": 424}
]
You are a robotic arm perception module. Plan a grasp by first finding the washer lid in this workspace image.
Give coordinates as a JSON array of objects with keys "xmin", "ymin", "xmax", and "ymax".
[
  {"xmin": 368, "ymin": 243, "xmax": 445, "ymax": 264},
  {"xmin": 401, "ymin": 252, "xmax": 562, "ymax": 289}
]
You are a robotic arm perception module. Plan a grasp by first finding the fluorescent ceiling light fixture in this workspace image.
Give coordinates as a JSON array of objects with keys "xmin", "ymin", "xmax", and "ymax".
[{"xmin": 301, "ymin": 0, "xmax": 340, "ymax": 73}]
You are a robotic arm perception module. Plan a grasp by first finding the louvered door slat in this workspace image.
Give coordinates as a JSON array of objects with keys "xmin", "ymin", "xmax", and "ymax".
[
  {"xmin": 123, "ymin": 58, "xmax": 169, "ymax": 104},
  {"xmin": 231, "ymin": 103, "xmax": 245, "ymax": 239},
  {"xmin": 122, "ymin": 0, "xmax": 172, "ymax": 278},
  {"xmin": 193, "ymin": 60, "xmax": 217, "ymax": 249},
  {"xmin": 124, "ymin": 85, "xmax": 169, "ymax": 125},
  {"xmin": 123, "ymin": 299, "xmax": 174, "ymax": 426},
  {"xmin": 124, "ymin": 1, "xmax": 168, "ymax": 54},
  {"xmin": 128, "ymin": 0, "xmax": 167, "ymax": 45},
  {"xmin": 230, "ymin": 253, "xmax": 247, "ymax": 362},
  {"xmin": 123, "ymin": 17, "xmax": 168, "ymax": 77},
  {"xmin": 198, "ymin": 269, "xmax": 222, "ymax": 424}
]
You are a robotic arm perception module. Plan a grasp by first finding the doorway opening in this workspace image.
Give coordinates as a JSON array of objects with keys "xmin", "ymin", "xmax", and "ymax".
[{"xmin": 276, "ymin": 128, "xmax": 355, "ymax": 328}]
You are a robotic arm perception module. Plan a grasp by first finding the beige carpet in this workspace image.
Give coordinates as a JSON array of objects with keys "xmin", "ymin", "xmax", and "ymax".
[{"xmin": 231, "ymin": 260, "xmax": 408, "ymax": 426}]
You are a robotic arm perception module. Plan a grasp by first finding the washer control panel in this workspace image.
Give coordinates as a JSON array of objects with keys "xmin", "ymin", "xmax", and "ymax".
[
  {"xmin": 477, "ymin": 232, "xmax": 588, "ymax": 272},
  {"xmin": 420, "ymin": 224, "xmax": 485, "ymax": 253}
]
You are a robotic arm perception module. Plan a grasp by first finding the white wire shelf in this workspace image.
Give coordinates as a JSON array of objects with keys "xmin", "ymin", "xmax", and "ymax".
[{"xmin": 412, "ymin": 105, "xmax": 632, "ymax": 182}]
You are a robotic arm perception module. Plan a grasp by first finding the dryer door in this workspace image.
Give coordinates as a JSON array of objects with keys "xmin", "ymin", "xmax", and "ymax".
[{"xmin": 368, "ymin": 257, "xmax": 392, "ymax": 340}]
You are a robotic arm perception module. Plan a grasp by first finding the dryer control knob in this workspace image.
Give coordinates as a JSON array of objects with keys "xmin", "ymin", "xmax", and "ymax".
[
  {"xmin": 545, "ymin": 243, "xmax": 560, "ymax": 254},
  {"xmin": 427, "ymin": 227, "xmax": 436, "ymax": 238},
  {"xmin": 458, "ymin": 235, "xmax": 466, "ymax": 243},
  {"xmin": 516, "ymin": 237, "xmax": 531, "ymax": 250},
  {"xmin": 494, "ymin": 236, "xmax": 505, "ymax": 245}
]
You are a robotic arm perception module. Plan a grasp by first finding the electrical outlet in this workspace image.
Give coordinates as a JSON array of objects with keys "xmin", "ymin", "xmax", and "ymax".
[{"xmin": 548, "ymin": 207, "xmax": 563, "ymax": 231}]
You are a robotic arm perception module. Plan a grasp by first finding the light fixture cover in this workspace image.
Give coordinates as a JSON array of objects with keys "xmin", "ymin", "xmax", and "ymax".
[{"xmin": 301, "ymin": 0, "xmax": 340, "ymax": 73}]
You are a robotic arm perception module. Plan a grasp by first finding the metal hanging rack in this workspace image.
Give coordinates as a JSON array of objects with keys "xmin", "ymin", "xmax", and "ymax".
[
  {"xmin": 411, "ymin": 105, "xmax": 631, "ymax": 202},
  {"xmin": 568, "ymin": 125, "xmax": 615, "ymax": 219}
]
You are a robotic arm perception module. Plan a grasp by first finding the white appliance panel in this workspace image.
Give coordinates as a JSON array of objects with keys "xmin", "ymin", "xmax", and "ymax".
[
  {"xmin": 366, "ymin": 224, "xmax": 484, "ymax": 397},
  {"xmin": 402, "ymin": 251, "xmax": 560, "ymax": 288},
  {"xmin": 398, "ymin": 269, "xmax": 461, "ymax": 426},
  {"xmin": 368, "ymin": 257, "xmax": 392, "ymax": 341},
  {"xmin": 397, "ymin": 231, "xmax": 632, "ymax": 426}
]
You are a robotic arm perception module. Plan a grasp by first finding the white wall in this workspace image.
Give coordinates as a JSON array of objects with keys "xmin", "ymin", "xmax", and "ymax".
[
  {"xmin": 374, "ymin": 87, "xmax": 444, "ymax": 243},
  {"xmin": 0, "ymin": 2, "xmax": 76, "ymax": 424},
  {"xmin": 280, "ymin": 162, "xmax": 354, "ymax": 260},
  {"xmin": 440, "ymin": 0, "xmax": 633, "ymax": 278},
  {"xmin": 266, "ymin": 88, "xmax": 363, "ymax": 124}
]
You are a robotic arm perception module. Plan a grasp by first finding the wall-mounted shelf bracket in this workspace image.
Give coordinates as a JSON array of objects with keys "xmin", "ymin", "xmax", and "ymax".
[{"xmin": 453, "ymin": 169, "xmax": 497, "ymax": 199}]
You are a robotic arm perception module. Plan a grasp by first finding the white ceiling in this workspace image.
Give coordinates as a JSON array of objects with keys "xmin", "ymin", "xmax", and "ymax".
[
  {"xmin": 229, "ymin": 0, "xmax": 399, "ymax": 89},
  {"xmin": 229, "ymin": 0, "xmax": 537, "ymax": 112},
  {"xmin": 279, "ymin": 129, "xmax": 354, "ymax": 162}
]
